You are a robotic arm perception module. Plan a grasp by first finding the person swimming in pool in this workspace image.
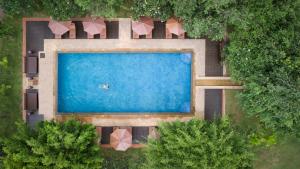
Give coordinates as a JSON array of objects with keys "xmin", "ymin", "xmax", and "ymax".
[{"xmin": 101, "ymin": 83, "xmax": 109, "ymax": 90}]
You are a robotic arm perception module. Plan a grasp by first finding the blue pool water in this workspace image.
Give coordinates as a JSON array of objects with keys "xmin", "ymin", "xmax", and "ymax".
[{"xmin": 57, "ymin": 52, "xmax": 192, "ymax": 113}]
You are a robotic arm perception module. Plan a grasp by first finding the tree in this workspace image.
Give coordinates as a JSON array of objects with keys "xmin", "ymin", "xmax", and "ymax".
[
  {"xmin": 143, "ymin": 119, "xmax": 253, "ymax": 169},
  {"xmin": 41, "ymin": 0, "xmax": 86, "ymax": 20},
  {"xmin": 131, "ymin": 0, "xmax": 173, "ymax": 20},
  {"xmin": 170, "ymin": 0, "xmax": 242, "ymax": 40},
  {"xmin": 2, "ymin": 120, "xmax": 103, "ymax": 168},
  {"xmin": 225, "ymin": 0, "xmax": 300, "ymax": 135},
  {"xmin": 0, "ymin": 0, "xmax": 40, "ymax": 16},
  {"xmin": 75, "ymin": 0, "xmax": 124, "ymax": 18}
]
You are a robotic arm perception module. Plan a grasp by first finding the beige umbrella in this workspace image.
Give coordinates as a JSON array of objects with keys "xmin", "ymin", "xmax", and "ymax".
[
  {"xmin": 48, "ymin": 20, "xmax": 71, "ymax": 35},
  {"xmin": 166, "ymin": 18, "xmax": 185, "ymax": 35},
  {"xmin": 110, "ymin": 128, "xmax": 132, "ymax": 151},
  {"xmin": 82, "ymin": 18, "xmax": 106, "ymax": 35},
  {"xmin": 132, "ymin": 16, "xmax": 154, "ymax": 35}
]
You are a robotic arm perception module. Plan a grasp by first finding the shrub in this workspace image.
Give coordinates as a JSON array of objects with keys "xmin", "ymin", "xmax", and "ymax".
[
  {"xmin": 2, "ymin": 120, "xmax": 103, "ymax": 168},
  {"xmin": 75, "ymin": 0, "xmax": 124, "ymax": 18},
  {"xmin": 143, "ymin": 119, "xmax": 253, "ymax": 169},
  {"xmin": 0, "ymin": 0, "xmax": 40, "ymax": 16},
  {"xmin": 41, "ymin": 0, "xmax": 85, "ymax": 20},
  {"xmin": 131, "ymin": 0, "xmax": 173, "ymax": 20}
]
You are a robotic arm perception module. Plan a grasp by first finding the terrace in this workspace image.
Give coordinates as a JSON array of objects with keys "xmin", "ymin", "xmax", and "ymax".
[{"xmin": 22, "ymin": 17, "xmax": 241, "ymax": 149}]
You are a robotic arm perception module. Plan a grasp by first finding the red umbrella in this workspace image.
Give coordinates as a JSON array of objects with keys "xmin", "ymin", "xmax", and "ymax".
[
  {"xmin": 166, "ymin": 18, "xmax": 185, "ymax": 35},
  {"xmin": 82, "ymin": 18, "xmax": 106, "ymax": 35},
  {"xmin": 132, "ymin": 16, "xmax": 154, "ymax": 35},
  {"xmin": 48, "ymin": 20, "xmax": 71, "ymax": 35},
  {"xmin": 110, "ymin": 128, "xmax": 132, "ymax": 151}
]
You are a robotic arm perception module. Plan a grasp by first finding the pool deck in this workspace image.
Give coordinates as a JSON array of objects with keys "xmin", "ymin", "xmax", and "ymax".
[
  {"xmin": 22, "ymin": 18, "xmax": 242, "ymax": 127},
  {"xmin": 37, "ymin": 18, "xmax": 205, "ymax": 126}
]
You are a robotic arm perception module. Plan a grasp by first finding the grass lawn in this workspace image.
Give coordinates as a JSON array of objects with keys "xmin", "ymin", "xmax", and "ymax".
[
  {"xmin": 254, "ymin": 136, "xmax": 300, "ymax": 169},
  {"xmin": 0, "ymin": 16, "xmax": 22, "ymax": 138},
  {"xmin": 102, "ymin": 148, "xmax": 145, "ymax": 169},
  {"xmin": 225, "ymin": 90, "xmax": 300, "ymax": 169}
]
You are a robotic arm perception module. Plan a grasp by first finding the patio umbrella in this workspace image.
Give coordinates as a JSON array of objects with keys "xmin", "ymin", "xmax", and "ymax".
[
  {"xmin": 110, "ymin": 128, "xmax": 132, "ymax": 151},
  {"xmin": 48, "ymin": 20, "xmax": 71, "ymax": 35},
  {"xmin": 166, "ymin": 18, "xmax": 185, "ymax": 35},
  {"xmin": 132, "ymin": 16, "xmax": 154, "ymax": 35},
  {"xmin": 82, "ymin": 18, "xmax": 106, "ymax": 35}
]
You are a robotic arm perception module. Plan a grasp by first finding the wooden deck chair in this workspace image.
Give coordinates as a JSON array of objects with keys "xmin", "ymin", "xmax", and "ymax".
[
  {"xmin": 165, "ymin": 29, "xmax": 172, "ymax": 39},
  {"xmin": 146, "ymin": 32, "xmax": 152, "ymax": 39},
  {"xmin": 178, "ymin": 32, "xmax": 185, "ymax": 39},
  {"xmin": 69, "ymin": 23, "xmax": 76, "ymax": 39},
  {"xmin": 55, "ymin": 34, "xmax": 62, "ymax": 39},
  {"xmin": 25, "ymin": 89, "xmax": 38, "ymax": 112},
  {"xmin": 87, "ymin": 33, "xmax": 94, "ymax": 39},
  {"xmin": 132, "ymin": 32, "xmax": 140, "ymax": 39},
  {"xmin": 100, "ymin": 28, "xmax": 107, "ymax": 39},
  {"xmin": 25, "ymin": 56, "xmax": 38, "ymax": 78}
]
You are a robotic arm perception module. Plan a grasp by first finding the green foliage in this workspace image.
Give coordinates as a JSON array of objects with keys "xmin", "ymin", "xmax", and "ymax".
[
  {"xmin": 2, "ymin": 120, "xmax": 103, "ymax": 168},
  {"xmin": 0, "ymin": 17, "xmax": 18, "ymax": 38},
  {"xmin": 0, "ymin": 16, "xmax": 22, "ymax": 138},
  {"xmin": 75, "ymin": 0, "xmax": 124, "ymax": 18},
  {"xmin": 226, "ymin": 0, "xmax": 300, "ymax": 135},
  {"xmin": 143, "ymin": 119, "xmax": 253, "ymax": 169},
  {"xmin": 0, "ymin": 57, "xmax": 8, "ymax": 68},
  {"xmin": 170, "ymin": 0, "xmax": 242, "ymax": 40},
  {"xmin": 250, "ymin": 132, "xmax": 276, "ymax": 147},
  {"xmin": 0, "ymin": 0, "xmax": 40, "ymax": 16},
  {"xmin": 131, "ymin": 0, "xmax": 173, "ymax": 20},
  {"xmin": 41, "ymin": 0, "xmax": 86, "ymax": 20},
  {"xmin": 0, "ymin": 138, "xmax": 3, "ymax": 168},
  {"xmin": 102, "ymin": 148, "xmax": 145, "ymax": 169}
]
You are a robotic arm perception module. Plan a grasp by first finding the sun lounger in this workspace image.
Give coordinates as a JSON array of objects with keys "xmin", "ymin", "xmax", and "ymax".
[
  {"xmin": 101, "ymin": 127, "xmax": 113, "ymax": 144},
  {"xmin": 69, "ymin": 23, "xmax": 76, "ymax": 39},
  {"xmin": 25, "ymin": 56, "xmax": 38, "ymax": 78},
  {"xmin": 25, "ymin": 89, "xmax": 38, "ymax": 112}
]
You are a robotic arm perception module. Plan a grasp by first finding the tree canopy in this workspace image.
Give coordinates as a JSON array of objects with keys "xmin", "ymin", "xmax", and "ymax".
[
  {"xmin": 2, "ymin": 120, "xmax": 103, "ymax": 169},
  {"xmin": 41, "ymin": 0, "xmax": 85, "ymax": 20},
  {"xmin": 74, "ymin": 0, "xmax": 124, "ymax": 18},
  {"xmin": 225, "ymin": 0, "xmax": 300, "ymax": 135},
  {"xmin": 131, "ymin": 0, "xmax": 173, "ymax": 21},
  {"xmin": 0, "ymin": 0, "xmax": 40, "ymax": 16},
  {"xmin": 143, "ymin": 119, "xmax": 253, "ymax": 169}
]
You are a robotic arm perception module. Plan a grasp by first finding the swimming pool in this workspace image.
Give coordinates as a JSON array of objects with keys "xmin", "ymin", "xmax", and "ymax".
[{"xmin": 57, "ymin": 52, "xmax": 192, "ymax": 113}]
